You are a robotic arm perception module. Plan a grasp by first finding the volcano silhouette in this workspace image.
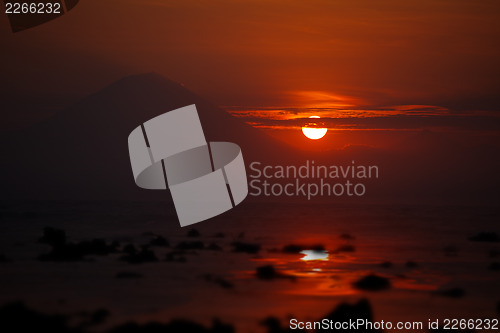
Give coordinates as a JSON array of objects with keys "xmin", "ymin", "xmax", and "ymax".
[
  {"xmin": 1, "ymin": 73, "xmax": 498, "ymax": 204},
  {"xmin": 0, "ymin": 73, "xmax": 294, "ymax": 200}
]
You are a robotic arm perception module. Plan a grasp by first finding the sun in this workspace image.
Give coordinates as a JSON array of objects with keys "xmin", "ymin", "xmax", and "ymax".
[{"xmin": 302, "ymin": 116, "xmax": 327, "ymax": 140}]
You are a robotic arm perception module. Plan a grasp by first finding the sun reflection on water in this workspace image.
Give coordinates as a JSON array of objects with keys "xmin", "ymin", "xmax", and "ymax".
[
  {"xmin": 237, "ymin": 245, "xmax": 441, "ymax": 298},
  {"xmin": 300, "ymin": 250, "xmax": 329, "ymax": 261}
]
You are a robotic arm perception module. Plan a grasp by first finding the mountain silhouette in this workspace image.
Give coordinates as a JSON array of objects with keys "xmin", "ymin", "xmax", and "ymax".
[
  {"xmin": 1, "ymin": 73, "xmax": 498, "ymax": 204},
  {"xmin": 0, "ymin": 73, "xmax": 294, "ymax": 200}
]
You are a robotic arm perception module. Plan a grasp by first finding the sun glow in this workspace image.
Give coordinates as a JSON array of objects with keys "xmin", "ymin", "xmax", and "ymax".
[
  {"xmin": 300, "ymin": 250, "xmax": 329, "ymax": 261},
  {"xmin": 302, "ymin": 116, "xmax": 327, "ymax": 140}
]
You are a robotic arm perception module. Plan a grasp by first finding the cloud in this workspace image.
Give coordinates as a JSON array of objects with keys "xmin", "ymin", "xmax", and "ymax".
[{"xmin": 229, "ymin": 108, "xmax": 500, "ymax": 132}]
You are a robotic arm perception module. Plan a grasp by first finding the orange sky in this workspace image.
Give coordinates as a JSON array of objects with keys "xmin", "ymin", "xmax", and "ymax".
[{"xmin": 1, "ymin": 0, "xmax": 499, "ymax": 141}]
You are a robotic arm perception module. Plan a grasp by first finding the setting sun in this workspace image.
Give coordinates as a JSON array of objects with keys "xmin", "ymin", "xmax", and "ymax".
[
  {"xmin": 302, "ymin": 116, "xmax": 327, "ymax": 140},
  {"xmin": 300, "ymin": 250, "xmax": 329, "ymax": 261}
]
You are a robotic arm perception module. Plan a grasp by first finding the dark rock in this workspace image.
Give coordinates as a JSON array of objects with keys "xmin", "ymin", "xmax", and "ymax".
[
  {"xmin": 256, "ymin": 265, "xmax": 294, "ymax": 281},
  {"xmin": 213, "ymin": 278, "xmax": 233, "ymax": 289},
  {"xmin": 256, "ymin": 265, "xmax": 277, "ymax": 279},
  {"xmin": 261, "ymin": 317, "xmax": 285, "ymax": 333},
  {"xmin": 165, "ymin": 251, "xmax": 187, "ymax": 263},
  {"xmin": 78, "ymin": 308, "xmax": 110, "ymax": 328},
  {"xmin": 37, "ymin": 227, "xmax": 119, "ymax": 262},
  {"xmin": 378, "ymin": 261, "xmax": 393, "ymax": 268},
  {"xmin": 434, "ymin": 287, "xmax": 466, "ymax": 298},
  {"xmin": 38, "ymin": 237, "xmax": 118, "ymax": 262},
  {"xmin": 187, "ymin": 229, "xmax": 200, "ymax": 237},
  {"xmin": 0, "ymin": 302, "xmax": 76, "ymax": 332},
  {"xmin": 213, "ymin": 232, "xmax": 225, "ymax": 238},
  {"xmin": 353, "ymin": 274, "xmax": 391, "ymax": 291},
  {"xmin": 319, "ymin": 299, "xmax": 378, "ymax": 332},
  {"xmin": 76, "ymin": 239, "xmax": 118, "ymax": 256},
  {"xmin": 261, "ymin": 316, "xmax": 305, "ymax": 333},
  {"xmin": 38, "ymin": 227, "xmax": 66, "ymax": 247},
  {"xmin": 149, "ymin": 236, "xmax": 169, "ymax": 247},
  {"xmin": 231, "ymin": 242, "xmax": 261, "ymax": 254},
  {"xmin": 119, "ymin": 246, "xmax": 158, "ymax": 264},
  {"xmin": 87, "ymin": 308, "xmax": 109, "ymax": 326},
  {"xmin": 38, "ymin": 242, "xmax": 85, "ymax": 262},
  {"xmin": 202, "ymin": 274, "xmax": 234, "ymax": 289},
  {"xmin": 108, "ymin": 318, "xmax": 234, "ymax": 333},
  {"xmin": 175, "ymin": 241, "xmax": 204, "ymax": 250},
  {"xmin": 469, "ymin": 232, "xmax": 500, "ymax": 243},
  {"xmin": 488, "ymin": 262, "xmax": 500, "ymax": 270},
  {"xmin": 211, "ymin": 319, "xmax": 235, "ymax": 333}
]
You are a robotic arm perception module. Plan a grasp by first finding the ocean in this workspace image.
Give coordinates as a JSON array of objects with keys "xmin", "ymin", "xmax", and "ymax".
[{"xmin": 0, "ymin": 200, "xmax": 499, "ymax": 332}]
